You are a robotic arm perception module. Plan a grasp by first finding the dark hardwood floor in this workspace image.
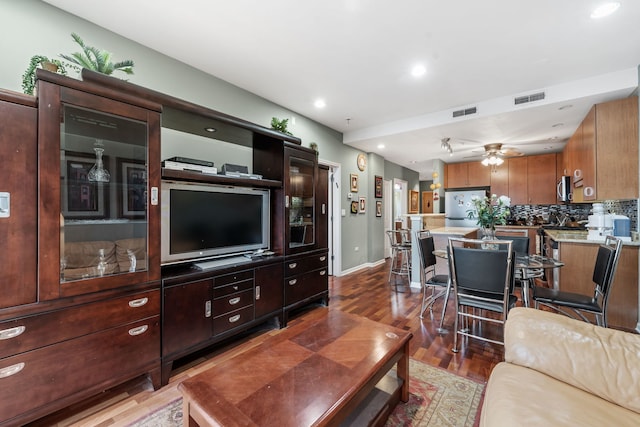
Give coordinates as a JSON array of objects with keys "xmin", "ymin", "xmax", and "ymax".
[{"xmin": 26, "ymin": 259, "xmax": 504, "ymax": 426}]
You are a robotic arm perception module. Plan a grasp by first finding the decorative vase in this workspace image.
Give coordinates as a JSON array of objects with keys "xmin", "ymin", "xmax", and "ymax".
[{"xmin": 481, "ymin": 227, "xmax": 498, "ymax": 250}]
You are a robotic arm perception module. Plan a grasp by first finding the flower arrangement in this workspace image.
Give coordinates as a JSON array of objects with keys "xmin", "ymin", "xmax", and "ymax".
[{"xmin": 467, "ymin": 194, "xmax": 511, "ymax": 230}]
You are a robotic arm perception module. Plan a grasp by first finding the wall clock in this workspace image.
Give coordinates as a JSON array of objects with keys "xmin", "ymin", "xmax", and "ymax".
[{"xmin": 357, "ymin": 153, "xmax": 366, "ymax": 171}]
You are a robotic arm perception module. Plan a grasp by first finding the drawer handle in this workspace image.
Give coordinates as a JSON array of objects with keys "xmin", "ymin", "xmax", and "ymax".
[
  {"xmin": 0, "ymin": 362, "xmax": 25, "ymax": 379},
  {"xmin": 319, "ymin": 270, "xmax": 326, "ymax": 276},
  {"xmin": 0, "ymin": 326, "xmax": 26, "ymax": 340},
  {"xmin": 228, "ymin": 297, "xmax": 241, "ymax": 305},
  {"xmin": 228, "ymin": 314, "xmax": 241, "ymax": 323},
  {"xmin": 233, "ymin": 285, "xmax": 239, "ymax": 291},
  {"xmin": 205, "ymin": 300, "xmax": 212, "ymax": 318},
  {"xmin": 288, "ymin": 279, "xmax": 297, "ymax": 286},
  {"xmin": 288, "ymin": 262, "xmax": 297, "ymax": 269},
  {"xmin": 128, "ymin": 297, "xmax": 149, "ymax": 308},
  {"xmin": 319, "ymin": 256, "xmax": 326, "ymax": 261},
  {"xmin": 128, "ymin": 325, "xmax": 149, "ymax": 336},
  {"xmin": 256, "ymin": 285, "xmax": 261, "ymax": 300}
]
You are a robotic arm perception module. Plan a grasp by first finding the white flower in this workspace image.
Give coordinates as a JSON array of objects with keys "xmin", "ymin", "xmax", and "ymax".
[{"xmin": 498, "ymin": 195, "xmax": 511, "ymax": 207}]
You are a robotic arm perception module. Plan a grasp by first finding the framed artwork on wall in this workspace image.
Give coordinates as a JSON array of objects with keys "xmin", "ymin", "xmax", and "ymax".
[
  {"xmin": 350, "ymin": 200, "xmax": 359, "ymax": 214},
  {"xmin": 409, "ymin": 190, "xmax": 419, "ymax": 214},
  {"xmin": 359, "ymin": 196, "xmax": 366, "ymax": 213},
  {"xmin": 376, "ymin": 201, "xmax": 382, "ymax": 217},
  {"xmin": 374, "ymin": 175, "xmax": 383, "ymax": 198},
  {"xmin": 350, "ymin": 173, "xmax": 359, "ymax": 192}
]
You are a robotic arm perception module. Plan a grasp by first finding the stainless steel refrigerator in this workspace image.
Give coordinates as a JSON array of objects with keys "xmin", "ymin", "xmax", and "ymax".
[{"xmin": 444, "ymin": 189, "xmax": 488, "ymax": 227}]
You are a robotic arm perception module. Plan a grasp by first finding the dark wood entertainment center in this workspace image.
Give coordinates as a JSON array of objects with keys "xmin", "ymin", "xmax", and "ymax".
[{"xmin": 0, "ymin": 69, "xmax": 328, "ymax": 426}]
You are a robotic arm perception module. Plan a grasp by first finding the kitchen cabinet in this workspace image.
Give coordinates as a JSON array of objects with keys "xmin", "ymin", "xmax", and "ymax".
[
  {"xmin": 490, "ymin": 154, "xmax": 557, "ymax": 204},
  {"xmin": 527, "ymin": 154, "xmax": 557, "ymax": 204},
  {"xmin": 445, "ymin": 161, "xmax": 490, "ymax": 188},
  {"xmin": 490, "ymin": 159, "xmax": 509, "ymax": 197},
  {"xmin": 508, "ymin": 157, "xmax": 528, "ymax": 205},
  {"xmin": 564, "ymin": 96, "xmax": 638, "ymax": 202}
]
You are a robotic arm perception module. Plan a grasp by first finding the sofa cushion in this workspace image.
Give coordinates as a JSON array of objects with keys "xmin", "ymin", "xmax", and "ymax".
[
  {"xmin": 115, "ymin": 238, "xmax": 147, "ymax": 272},
  {"xmin": 481, "ymin": 362, "xmax": 640, "ymax": 427},
  {"xmin": 504, "ymin": 308, "xmax": 640, "ymax": 414},
  {"xmin": 63, "ymin": 240, "xmax": 118, "ymax": 280}
]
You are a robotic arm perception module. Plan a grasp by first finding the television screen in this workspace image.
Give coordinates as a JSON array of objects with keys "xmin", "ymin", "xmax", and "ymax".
[{"xmin": 161, "ymin": 182, "xmax": 269, "ymax": 264}]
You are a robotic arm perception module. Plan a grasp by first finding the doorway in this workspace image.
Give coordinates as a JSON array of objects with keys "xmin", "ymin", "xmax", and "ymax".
[
  {"xmin": 393, "ymin": 178, "xmax": 408, "ymax": 229},
  {"xmin": 383, "ymin": 179, "xmax": 393, "ymax": 258},
  {"xmin": 320, "ymin": 159, "xmax": 341, "ymax": 276},
  {"xmin": 421, "ymin": 191, "xmax": 433, "ymax": 213}
]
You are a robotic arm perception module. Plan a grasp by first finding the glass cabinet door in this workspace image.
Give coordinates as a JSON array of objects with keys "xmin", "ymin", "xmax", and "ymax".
[
  {"xmin": 38, "ymin": 81, "xmax": 160, "ymax": 299},
  {"xmin": 286, "ymin": 148, "xmax": 316, "ymax": 252},
  {"xmin": 60, "ymin": 104, "xmax": 149, "ymax": 282}
]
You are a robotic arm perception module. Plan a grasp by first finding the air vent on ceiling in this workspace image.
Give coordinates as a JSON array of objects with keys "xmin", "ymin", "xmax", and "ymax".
[
  {"xmin": 514, "ymin": 91, "xmax": 545, "ymax": 105},
  {"xmin": 452, "ymin": 106, "xmax": 477, "ymax": 118}
]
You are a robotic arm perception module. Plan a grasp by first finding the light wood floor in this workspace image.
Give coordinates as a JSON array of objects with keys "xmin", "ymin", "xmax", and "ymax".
[{"xmin": 27, "ymin": 260, "xmax": 505, "ymax": 427}]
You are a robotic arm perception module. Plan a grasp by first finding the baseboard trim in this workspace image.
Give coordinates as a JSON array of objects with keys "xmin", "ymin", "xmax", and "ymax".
[{"xmin": 337, "ymin": 259, "xmax": 386, "ymax": 277}]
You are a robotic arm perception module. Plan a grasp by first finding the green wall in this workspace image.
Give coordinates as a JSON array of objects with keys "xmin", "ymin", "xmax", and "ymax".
[{"xmin": 1, "ymin": 0, "xmax": 418, "ymax": 273}]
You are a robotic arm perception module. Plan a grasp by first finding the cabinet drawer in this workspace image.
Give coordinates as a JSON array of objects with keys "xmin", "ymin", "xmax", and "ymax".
[
  {"xmin": 0, "ymin": 316, "xmax": 159, "ymax": 424},
  {"xmin": 213, "ymin": 278, "xmax": 253, "ymax": 298},
  {"xmin": 213, "ymin": 305, "xmax": 254, "ymax": 336},
  {"xmin": 284, "ymin": 253, "xmax": 328, "ymax": 277},
  {"xmin": 0, "ymin": 289, "xmax": 160, "ymax": 359},
  {"xmin": 213, "ymin": 289, "xmax": 253, "ymax": 315},
  {"xmin": 215, "ymin": 270, "xmax": 253, "ymax": 287},
  {"xmin": 284, "ymin": 268, "xmax": 328, "ymax": 306}
]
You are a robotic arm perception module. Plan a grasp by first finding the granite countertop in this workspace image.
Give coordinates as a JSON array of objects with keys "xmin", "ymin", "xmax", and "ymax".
[
  {"xmin": 544, "ymin": 229, "xmax": 640, "ymax": 246},
  {"xmin": 429, "ymin": 226, "xmax": 479, "ymax": 236}
]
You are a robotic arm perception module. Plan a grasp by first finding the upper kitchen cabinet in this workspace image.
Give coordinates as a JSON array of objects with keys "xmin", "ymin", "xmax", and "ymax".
[
  {"xmin": 565, "ymin": 96, "xmax": 638, "ymax": 202},
  {"xmin": 490, "ymin": 154, "xmax": 557, "ymax": 205},
  {"xmin": 37, "ymin": 73, "xmax": 162, "ymax": 300},
  {"xmin": 445, "ymin": 161, "xmax": 490, "ymax": 188},
  {"xmin": 527, "ymin": 153, "xmax": 557, "ymax": 204}
]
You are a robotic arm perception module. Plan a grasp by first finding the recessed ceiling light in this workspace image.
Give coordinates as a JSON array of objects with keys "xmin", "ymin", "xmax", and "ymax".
[
  {"xmin": 314, "ymin": 99, "xmax": 326, "ymax": 108},
  {"xmin": 591, "ymin": 2, "xmax": 620, "ymax": 18},
  {"xmin": 204, "ymin": 127, "xmax": 216, "ymax": 132},
  {"xmin": 377, "ymin": 144, "xmax": 385, "ymax": 149},
  {"xmin": 411, "ymin": 64, "xmax": 426, "ymax": 77}
]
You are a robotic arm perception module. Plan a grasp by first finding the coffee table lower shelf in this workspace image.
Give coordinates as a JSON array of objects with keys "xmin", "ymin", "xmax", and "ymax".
[{"xmin": 339, "ymin": 371, "xmax": 403, "ymax": 427}]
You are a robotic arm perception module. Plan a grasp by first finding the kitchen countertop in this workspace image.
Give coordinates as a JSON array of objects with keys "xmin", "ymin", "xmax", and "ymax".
[
  {"xmin": 544, "ymin": 229, "xmax": 640, "ymax": 246},
  {"xmin": 429, "ymin": 226, "xmax": 479, "ymax": 236}
]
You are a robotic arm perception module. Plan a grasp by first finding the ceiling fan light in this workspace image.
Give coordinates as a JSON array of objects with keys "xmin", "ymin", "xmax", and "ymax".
[
  {"xmin": 481, "ymin": 158, "xmax": 490, "ymax": 166},
  {"xmin": 495, "ymin": 157, "xmax": 504, "ymax": 166}
]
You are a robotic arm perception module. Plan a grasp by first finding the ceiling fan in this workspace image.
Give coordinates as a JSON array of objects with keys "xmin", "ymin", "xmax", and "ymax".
[{"xmin": 478, "ymin": 143, "xmax": 524, "ymax": 165}]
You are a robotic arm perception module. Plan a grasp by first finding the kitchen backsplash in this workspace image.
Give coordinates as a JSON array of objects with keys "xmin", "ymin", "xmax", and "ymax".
[{"xmin": 509, "ymin": 199, "xmax": 639, "ymax": 230}]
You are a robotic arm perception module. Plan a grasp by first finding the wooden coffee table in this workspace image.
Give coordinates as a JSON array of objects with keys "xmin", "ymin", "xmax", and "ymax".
[{"xmin": 179, "ymin": 309, "xmax": 412, "ymax": 427}]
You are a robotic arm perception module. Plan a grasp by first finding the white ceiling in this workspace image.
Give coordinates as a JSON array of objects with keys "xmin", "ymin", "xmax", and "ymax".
[{"xmin": 44, "ymin": 0, "xmax": 640, "ymax": 179}]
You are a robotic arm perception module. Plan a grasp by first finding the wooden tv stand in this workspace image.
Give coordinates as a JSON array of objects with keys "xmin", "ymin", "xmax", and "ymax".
[{"xmin": 179, "ymin": 309, "xmax": 412, "ymax": 427}]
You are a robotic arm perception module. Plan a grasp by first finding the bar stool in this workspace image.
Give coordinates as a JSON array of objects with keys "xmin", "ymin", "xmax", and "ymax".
[{"xmin": 386, "ymin": 229, "xmax": 411, "ymax": 292}]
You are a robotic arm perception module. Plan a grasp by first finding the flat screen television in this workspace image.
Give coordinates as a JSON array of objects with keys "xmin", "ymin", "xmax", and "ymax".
[{"xmin": 161, "ymin": 181, "xmax": 270, "ymax": 265}]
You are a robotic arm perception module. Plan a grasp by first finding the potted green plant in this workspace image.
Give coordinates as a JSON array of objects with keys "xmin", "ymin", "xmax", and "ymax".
[
  {"xmin": 270, "ymin": 117, "xmax": 293, "ymax": 136},
  {"xmin": 60, "ymin": 33, "xmax": 134, "ymax": 76},
  {"xmin": 21, "ymin": 55, "xmax": 68, "ymax": 95}
]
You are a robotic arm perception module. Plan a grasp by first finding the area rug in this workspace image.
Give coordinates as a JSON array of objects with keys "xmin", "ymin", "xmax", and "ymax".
[{"xmin": 127, "ymin": 359, "xmax": 484, "ymax": 427}]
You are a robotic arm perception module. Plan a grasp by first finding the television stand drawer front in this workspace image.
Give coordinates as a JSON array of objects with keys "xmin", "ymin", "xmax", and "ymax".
[{"xmin": 284, "ymin": 252, "xmax": 328, "ymax": 278}]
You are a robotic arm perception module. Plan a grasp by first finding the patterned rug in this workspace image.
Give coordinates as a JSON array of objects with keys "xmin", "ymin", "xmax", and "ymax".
[{"xmin": 128, "ymin": 359, "xmax": 484, "ymax": 427}]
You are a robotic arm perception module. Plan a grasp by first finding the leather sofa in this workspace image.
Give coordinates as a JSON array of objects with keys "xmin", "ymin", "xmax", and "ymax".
[{"xmin": 480, "ymin": 307, "xmax": 640, "ymax": 426}]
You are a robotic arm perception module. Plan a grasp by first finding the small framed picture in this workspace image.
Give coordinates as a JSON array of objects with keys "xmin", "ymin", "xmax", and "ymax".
[
  {"xmin": 376, "ymin": 201, "xmax": 382, "ymax": 217},
  {"xmin": 350, "ymin": 173, "xmax": 359, "ymax": 192},
  {"xmin": 409, "ymin": 190, "xmax": 419, "ymax": 214},
  {"xmin": 359, "ymin": 196, "xmax": 366, "ymax": 213},
  {"xmin": 350, "ymin": 200, "xmax": 359, "ymax": 214},
  {"xmin": 374, "ymin": 175, "xmax": 383, "ymax": 198}
]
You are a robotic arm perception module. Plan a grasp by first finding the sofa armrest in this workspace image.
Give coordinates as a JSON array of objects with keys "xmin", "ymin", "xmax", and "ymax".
[{"xmin": 505, "ymin": 307, "xmax": 640, "ymax": 414}]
